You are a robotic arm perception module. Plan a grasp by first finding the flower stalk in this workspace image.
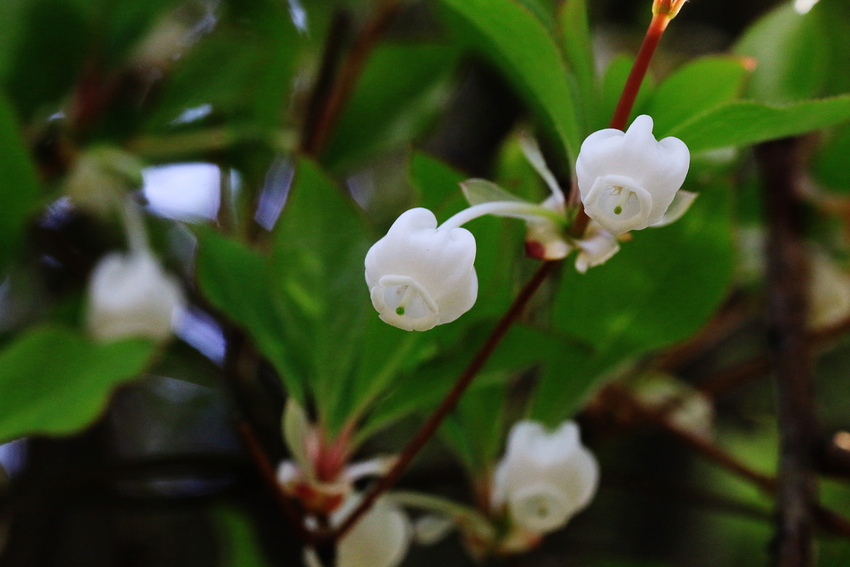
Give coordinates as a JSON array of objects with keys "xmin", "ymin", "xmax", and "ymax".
[
  {"xmin": 610, "ymin": 11, "xmax": 671, "ymax": 131},
  {"xmin": 335, "ymin": 261, "xmax": 559, "ymax": 540},
  {"xmin": 326, "ymin": 0, "xmax": 686, "ymax": 548},
  {"xmin": 572, "ymin": 1, "xmax": 681, "ymax": 236}
]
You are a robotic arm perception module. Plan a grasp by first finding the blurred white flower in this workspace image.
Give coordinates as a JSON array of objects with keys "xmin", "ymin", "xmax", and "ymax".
[
  {"xmin": 365, "ymin": 208, "xmax": 477, "ymax": 331},
  {"xmin": 808, "ymin": 250, "xmax": 850, "ymax": 330},
  {"xmin": 86, "ymin": 249, "xmax": 186, "ymax": 342},
  {"xmin": 492, "ymin": 420, "xmax": 598, "ymax": 534},
  {"xmin": 305, "ymin": 495, "xmax": 412, "ymax": 567},
  {"xmin": 634, "ymin": 374, "xmax": 714, "ymax": 439},
  {"xmin": 576, "ymin": 114, "xmax": 692, "ymax": 235}
]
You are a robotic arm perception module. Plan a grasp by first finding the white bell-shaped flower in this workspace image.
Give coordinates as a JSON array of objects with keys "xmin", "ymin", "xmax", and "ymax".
[
  {"xmin": 306, "ymin": 495, "xmax": 412, "ymax": 567},
  {"xmin": 492, "ymin": 420, "xmax": 598, "ymax": 534},
  {"xmin": 365, "ymin": 208, "xmax": 477, "ymax": 332},
  {"xmin": 576, "ymin": 114, "xmax": 690, "ymax": 235},
  {"xmin": 86, "ymin": 249, "xmax": 186, "ymax": 342}
]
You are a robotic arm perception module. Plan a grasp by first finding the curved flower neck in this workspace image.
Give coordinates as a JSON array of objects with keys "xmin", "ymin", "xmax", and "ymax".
[
  {"xmin": 121, "ymin": 199, "xmax": 152, "ymax": 255},
  {"xmin": 438, "ymin": 201, "xmax": 565, "ymax": 232}
]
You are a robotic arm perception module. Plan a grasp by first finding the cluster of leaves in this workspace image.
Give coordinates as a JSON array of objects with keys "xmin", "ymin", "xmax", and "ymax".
[{"xmin": 2, "ymin": 0, "xmax": 850, "ymax": 564}]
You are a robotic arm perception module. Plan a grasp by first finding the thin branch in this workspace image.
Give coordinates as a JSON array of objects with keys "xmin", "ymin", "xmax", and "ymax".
[
  {"xmin": 333, "ymin": 261, "xmax": 559, "ymax": 540},
  {"xmin": 299, "ymin": 10, "xmax": 353, "ymax": 155},
  {"xmin": 697, "ymin": 354, "xmax": 771, "ymax": 397},
  {"xmin": 757, "ymin": 138, "xmax": 818, "ymax": 567},
  {"xmin": 236, "ymin": 421, "xmax": 313, "ymax": 544},
  {"xmin": 655, "ymin": 297, "xmax": 750, "ymax": 375},
  {"xmin": 600, "ymin": 385, "xmax": 850, "ymax": 539},
  {"xmin": 694, "ymin": 313, "xmax": 850, "ymax": 398},
  {"xmin": 602, "ymin": 469, "xmax": 773, "ymax": 524},
  {"xmin": 300, "ymin": 0, "xmax": 403, "ymax": 156},
  {"xmin": 221, "ymin": 328, "xmax": 312, "ymax": 545},
  {"xmin": 602, "ymin": 384, "xmax": 776, "ymax": 492}
]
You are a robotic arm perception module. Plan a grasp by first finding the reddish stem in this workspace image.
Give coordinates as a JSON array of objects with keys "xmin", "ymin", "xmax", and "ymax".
[
  {"xmin": 301, "ymin": 0, "xmax": 402, "ymax": 156},
  {"xmin": 333, "ymin": 261, "xmax": 559, "ymax": 540},
  {"xmin": 757, "ymin": 138, "xmax": 817, "ymax": 567},
  {"xmin": 569, "ymin": 13, "xmax": 669, "ymax": 238},
  {"xmin": 236, "ymin": 422, "xmax": 313, "ymax": 544},
  {"xmin": 609, "ymin": 13, "xmax": 670, "ymax": 131}
]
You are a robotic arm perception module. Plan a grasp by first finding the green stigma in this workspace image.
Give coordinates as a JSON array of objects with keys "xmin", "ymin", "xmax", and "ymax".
[
  {"xmin": 396, "ymin": 307, "xmax": 405, "ymax": 316},
  {"xmin": 614, "ymin": 206, "xmax": 622, "ymax": 215}
]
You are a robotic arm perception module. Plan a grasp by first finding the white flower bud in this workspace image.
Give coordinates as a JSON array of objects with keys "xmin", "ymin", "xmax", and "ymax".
[
  {"xmin": 576, "ymin": 114, "xmax": 690, "ymax": 235},
  {"xmin": 525, "ymin": 194, "xmax": 572, "ymax": 261},
  {"xmin": 365, "ymin": 208, "xmax": 477, "ymax": 332},
  {"xmin": 574, "ymin": 221, "xmax": 620, "ymax": 274},
  {"xmin": 492, "ymin": 420, "xmax": 598, "ymax": 534},
  {"xmin": 86, "ymin": 250, "xmax": 186, "ymax": 342},
  {"xmin": 305, "ymin": 495, "xmax": 412, "ymax": 567}
]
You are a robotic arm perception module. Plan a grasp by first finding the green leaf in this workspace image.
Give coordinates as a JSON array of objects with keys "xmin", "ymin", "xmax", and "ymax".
[
  {"xmin": 439, "ymin": 380, "xmax": 507, "ymax": 473},
  {"xmin": 408, "ymin": 150, "xmax": 467, "ymax": 216},
  {"xmin": 322, "ymin": 43, "xmax": 459, "ymax": 171},
  {"xmin": 360, "ymin": 323, "xmax": 560, "ymax": 439},
  {"xmin": 105, "ymin": 0, "xmax": 183, "ymax": 66},
  {"xmin": 436, "ymin": 0, "xmax": 582, "ymax": 164},
  {"xmin": 0, "ymin": 95, "xmax": 41, "ymax": 272},
  {"xmin": 0, "ymin": 326, "xmax": 155, "ymax": 442},
  {"xmin": 733, "ymin": 3, "xmax": 829, "ymax": 104},
  {"xmin": 199, "ymin": 162, "xmax": 432, "ymax": 435},
  {"xmin": 817, "ymin": 1, "xmax": 850, "ymax": 96},
  {"xmin": 270, "ymin": 159, "xmax": 373, "ymax": 433},
  {"xmin": 813, "ymin": 124, "xmax": 850, "ymax": 191},
  {"xmin": 527, "ymin": 341, "xmax": 600, "ymax": 426},
  {"xmin": 558, "ymin": 0, "xmax": 597, "ymax": 133},
  {"xmin": 0, "ymin": 0, "xmax": 28, "ymax": 81},
  {"xmin": 461, "ymin": 179, "xmax": 526, "ymax": 206},
  {"xmin": 530, "ymin": 183, "xmax": 734, "ymax": 423},
  {"xmin": 598, "ymin": 55, "xmax": 655, "ymax": 132},
  {"xmin": 514, "ymin": 0, "xmax": 557, "ymax": 29},
  {"xmin": 669, "ymin": 95, "xmax": 850, "ymax": 154},
  {"xmin": 648, "ymin": 56, "xmax": 751, "ymax": 137},
  {"xmin": 216, "ymin": 507, "xmax": 271, "ymax": 567},
  {"xmin": 345, "ymin": 315, "xmax": 424, "ymax": 424},
  {"xmin": 195, "ymin": 228, "xmax": 307, "ymax": 405},
  {"xmin": 147, "ymin": 9, "xmax": 300, "ymax": 133},
  {"xmin": 4, "ymin": 0, "xmax": 89, "ymax": 119}
]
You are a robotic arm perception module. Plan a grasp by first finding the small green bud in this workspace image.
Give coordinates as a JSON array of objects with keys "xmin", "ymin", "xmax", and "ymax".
[{"xmin": 65, "ymin": 146, "xmax": 145, "ymax": 216}]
